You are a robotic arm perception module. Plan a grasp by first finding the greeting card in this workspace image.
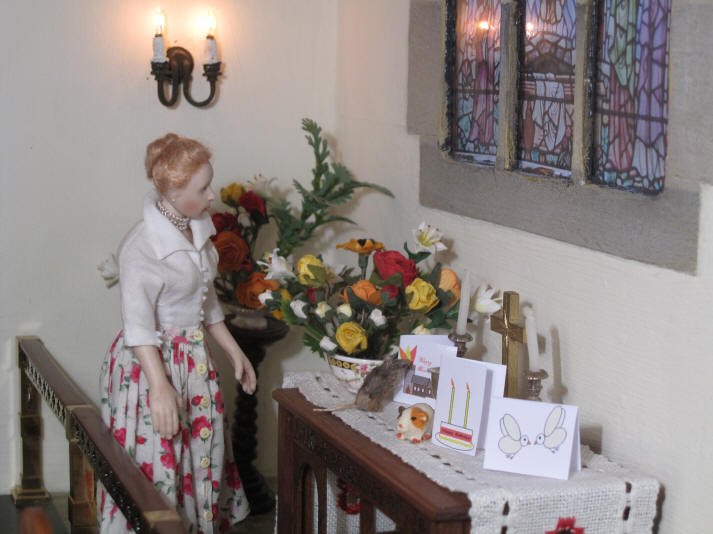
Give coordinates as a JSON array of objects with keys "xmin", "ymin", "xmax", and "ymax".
[
  {"xmin": 483, "ymin": 397, "xmax": 581, "ymax": 479},
  {"xmin": 393, "ymin": 335, "xmax": 453, "ymax": 409},
  {"xmin": 431, "ymin": 354, "xmax": 488, "ymax": 455}
]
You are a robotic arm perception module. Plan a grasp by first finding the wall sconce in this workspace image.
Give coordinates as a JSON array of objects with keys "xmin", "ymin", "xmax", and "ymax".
[{"xmin": 150, "ymin": 8, "xmax": 221, "ymax": 108}]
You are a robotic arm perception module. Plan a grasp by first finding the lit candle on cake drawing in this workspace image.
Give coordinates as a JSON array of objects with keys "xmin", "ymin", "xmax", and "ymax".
[{"xmin": 436, "ymin": 379, "xmax": 474, "ymax": 451}]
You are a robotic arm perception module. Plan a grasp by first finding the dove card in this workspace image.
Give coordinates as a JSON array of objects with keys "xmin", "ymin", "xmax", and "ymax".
[
  {"xmin": 393, "ymin": 335, "xmax": 453, "ymax": 409},
  {"xmin": 483, "ymin": 397, "xmax": 581, "ymax": 480},
  {"xmin": 431, "ymin": 354, "xmax": 488, "ymax": 456}
]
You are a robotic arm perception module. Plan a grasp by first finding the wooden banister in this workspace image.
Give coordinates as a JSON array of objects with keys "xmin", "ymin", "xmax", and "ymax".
[{"xmin": 13, "ymin": 336, "xmax": 188, "ymax": 534}]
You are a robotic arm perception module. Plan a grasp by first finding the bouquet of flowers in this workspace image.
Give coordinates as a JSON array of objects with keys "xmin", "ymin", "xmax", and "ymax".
[
  {"xmin": 211, "ymin": 118, "xmax": 392, "ymax": 312},
  {"xmin": 258, "ymin": 223, "xmax": 469, "ymax": 360}
]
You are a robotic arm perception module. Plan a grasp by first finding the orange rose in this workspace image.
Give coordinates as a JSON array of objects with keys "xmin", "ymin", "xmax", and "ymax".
[
  {"xmin": 438, "ymin": 268, "xmax": 461, "ymax": 307},
  {"xmin": 343, "ymin": 279, "xmax": 382, "ymax": 306},
  {"xmin": 213, "ymin": 231, "xmax": 250, "ymax": 273},
  {"xmin": 235, "ymin": 272, "xmax": 279, "ymax": 309}
]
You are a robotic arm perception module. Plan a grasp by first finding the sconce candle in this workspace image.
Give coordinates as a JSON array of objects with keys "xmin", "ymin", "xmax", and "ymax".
[
  {"xmin": 204, "ymin": 36, "xmax": 219, "ymax": 65},
  {"xmin": 152, "ymin": 8, "xmax": 167, "ymax": 62}
]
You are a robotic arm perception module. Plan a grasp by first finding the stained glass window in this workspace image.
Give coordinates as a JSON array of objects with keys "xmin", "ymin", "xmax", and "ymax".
[
  {"xmin": 593, "ymin": 0, "xmax": 671, "ymax": 194},
  {"xmin": 518, "ymin": 0, "xmax": 576, "ymax": 178},
  {"xmin": 451, "ymin": 0, "xmax": 501, "ymax": 164}
]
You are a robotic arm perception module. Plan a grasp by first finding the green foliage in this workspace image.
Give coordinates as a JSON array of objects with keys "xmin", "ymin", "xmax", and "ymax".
[{"xmin": 270, "ymin": 118, "xmax": 393, "ymax": 256}]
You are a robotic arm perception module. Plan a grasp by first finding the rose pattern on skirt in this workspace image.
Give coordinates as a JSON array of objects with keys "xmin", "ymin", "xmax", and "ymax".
[{"xmin": 97, "ymin": 329, "xmax": 249, "ymax": 533}]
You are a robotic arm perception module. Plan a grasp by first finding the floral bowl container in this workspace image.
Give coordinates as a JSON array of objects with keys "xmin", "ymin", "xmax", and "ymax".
[{"xmin": 327, "ymin": 353, "xmax": 382, "ymax": 393}]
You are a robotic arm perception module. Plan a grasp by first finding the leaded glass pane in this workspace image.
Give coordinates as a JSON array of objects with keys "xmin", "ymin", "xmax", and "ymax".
[
  {"xmin": 593, "ymin": 0, "xmax": 670, "ymax": 194},
  {"xmin": 518, "ymin": 0, "xmax": 576, "ymax": 178},
  {"xmin": 451, "ymin": 0, "xmax": 502, "ymax": 164}
]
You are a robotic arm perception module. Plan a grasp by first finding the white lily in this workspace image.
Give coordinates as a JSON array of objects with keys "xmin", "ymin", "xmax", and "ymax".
[
  {"xmin": 413, "ymin": 222, "xmax": 447, "ymax": 254},
  {"xmin": 258, "ymin": 290, "xmax": 274, "ymax": 306},
  {"xmin": 472, "ymin": 285, "xmax": 502, "ymax": 317},
  {"xmin": 258, "ymin": 248, "xmax": 295, "ymax": 283},
  {"xmin": 98, "ymin": 254, "xmax": 119, "ymax": 288},
  {"xmin": 290, "ymin": 299, "xmax": 309, "ymax": 319},
  {"xmin": 319, "ymin": 336, "xmax": 338, "ymax": 352},
  {"xmin": 368, "ymin": 308, "xmax": 387, "ymax": 327},
  {"xmin": 305, "ymin": 213, "xmax": 317, "ymax": 225},
  {"xmin": 411, "ymin": 324, "xmax": 432, "ymax": 335},
  {"xmin": 336, "ymin": 303, "xmax": 353, "ymax": 318},
  {"xmin": 246, "ymin": 173, "xmax": 276, "ymax": 196},
  {"xmin": 314, "ymin": 301, "xmax": 332, "ymax": 319}
]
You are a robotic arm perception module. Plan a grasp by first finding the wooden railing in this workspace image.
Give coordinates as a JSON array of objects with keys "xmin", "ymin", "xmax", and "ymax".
[{"xmin": 12, "ymin": 336, "xmax": 188, "ymax": 534}]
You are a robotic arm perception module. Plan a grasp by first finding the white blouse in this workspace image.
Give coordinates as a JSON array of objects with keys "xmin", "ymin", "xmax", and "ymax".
[{"xmin": 118, "ymin": 191, "xmax": 225, "ymax": 347}]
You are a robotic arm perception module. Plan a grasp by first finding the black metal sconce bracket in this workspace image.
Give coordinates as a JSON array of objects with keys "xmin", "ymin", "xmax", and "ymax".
[{"xmin": 150, "ymin": 46, "xmax": 221, "ymax": 108}]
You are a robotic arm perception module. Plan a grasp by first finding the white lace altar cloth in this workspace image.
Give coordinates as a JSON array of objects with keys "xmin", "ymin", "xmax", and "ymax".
[{"xmin": 283, "ymin": 371, "xmax": 660, "ymax": 534}]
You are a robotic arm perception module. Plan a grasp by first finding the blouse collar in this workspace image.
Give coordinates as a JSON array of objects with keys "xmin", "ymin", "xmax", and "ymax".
[{"xmin": 143, "ymin": 191, "xmax": 216, "ymax": 259}]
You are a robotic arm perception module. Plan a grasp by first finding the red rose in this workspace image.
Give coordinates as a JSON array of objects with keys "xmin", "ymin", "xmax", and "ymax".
[
  {"xmin": 212, "ymin": 503, "xmax": 219, "ymax": 519},
  {"xmin": 211, "ymin": 213, "xmax": 240, "ymax": 237},
  {"xmin": 187, "ymin": 355, "xmax": 195, "ymax": 373},
  {"xmin": 192, "ymin": 416, "xmax": 212, "ymax": 438},
  {"xmin": 113, "ymin": 428, "xmax": 126, "ymax": 447},
  {"xmin": 140, "ymin": 462, "xmax": 153, "ymax": 481},
  {"xmin": 131, "ymin": 364, "xmax": 141, "ymax": 383},
  {"xmin": 373, "ymin": 251, "xmax": 418, "ymax": 287},
  {"xmin": 136, "ymin": 435, "xmax": 147, "ymax": 445},
  {"xmin": 382, "ymin": 284, "xmax": 400, "ymax": 300},
  {"xmin": 213, "ymin": 231, "xmax": 250, "ymax": 273},
  {"xmin": 215, "ymin": 391, "xmax": 223, "ymax": 414},
  {"xmin": 182, "ymin": 427, "xmax": 191, "ymax": 447},
  {"xmin": 209, "ymin": 370, "xmax": 216, "ymax": 381},
  {"xmin": 238, "ymin": 191, "xmax": 267, "ymax": 224},
  {"xmin": 191, "ymin": 395, "xmax": 203, "ymax": 406},
  {"xmin": 182, "ymin": 473, "xmax": 194, "ymax": 496},
  {"xmin": 160, "ymin": 449, "xmax": 176, "ymax": 470},
  {"xmin": 212, "ymin": 480, "xmax": 220, "ymax": 491},
  {"xmin": 305, "ymin": 287, "xmax": 317, "ymax": 303}
]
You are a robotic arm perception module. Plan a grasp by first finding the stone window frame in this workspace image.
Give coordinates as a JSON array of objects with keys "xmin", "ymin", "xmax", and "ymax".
[{"xmin": 409, "ymin": 0, "xmax": 702, "ymax": 273}]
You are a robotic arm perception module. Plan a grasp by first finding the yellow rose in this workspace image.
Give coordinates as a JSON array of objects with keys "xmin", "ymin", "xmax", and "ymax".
[
  {"xmin": 297, "ymin": 255, "xmax": 327, "ymax": 287},
  {"xmin": 405, "ymin": 278, "xmax": 439, "ymax": 312},
  {"xmin": 335, "ymin": 322, "xmax": 368, "ymax": 355},
  {"xmin": 272, "ymin": 289, "xmax": 291, "ymax": 320},
  {"xmin": 220, "ymin": 183, "xmax": 245, "ymax": 207}
]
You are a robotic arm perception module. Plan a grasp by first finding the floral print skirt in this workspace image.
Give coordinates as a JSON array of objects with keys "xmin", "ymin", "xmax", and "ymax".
[{"xmin": 97, "ymin": 328, "xmax": 250, "ymax": 534}]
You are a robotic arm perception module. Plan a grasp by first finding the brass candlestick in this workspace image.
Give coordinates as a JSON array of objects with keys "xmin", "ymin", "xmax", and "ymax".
[
  {"xmin": 448, "ymin": 331, "xmax": 473, "ymax": 358},
  {"xmin": 526, "ymin": 369, "xmax": 549, "ymax": 401}
]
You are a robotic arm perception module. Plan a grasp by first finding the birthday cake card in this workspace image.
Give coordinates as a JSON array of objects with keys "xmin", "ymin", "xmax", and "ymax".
[{"xmin": 431, "ymin": 354, "xmax": 488, "ymax": 455}]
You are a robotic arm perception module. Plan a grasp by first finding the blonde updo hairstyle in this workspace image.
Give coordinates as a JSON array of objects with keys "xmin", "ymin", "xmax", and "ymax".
[{"xmin": 145, "ymin": 134, "xmax": 212, "ymax": 195}]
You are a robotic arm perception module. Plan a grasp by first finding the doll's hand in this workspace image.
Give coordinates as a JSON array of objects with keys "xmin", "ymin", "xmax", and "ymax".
[
  {"xmin": 149, "ymin": 381, "xmax": 182, "ymax": 438},
  {"xmin": 231, "ymin": 352, "xmax": 257, "ymax": 395}
]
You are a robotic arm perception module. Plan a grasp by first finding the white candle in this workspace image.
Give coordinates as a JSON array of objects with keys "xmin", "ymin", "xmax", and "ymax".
[
  {"xmin": 152, "ymin": 35, "xmax": 167, "ymax": 63},
  {"xmin": 455, "ymin": 270, "xmax": 471, "ymax": 335},
  {"xmin": 523, "ymin": 306, "xmax": 538, "ymax": 372},
  {"xmin": 152, "ymin": 8, "xmax": 167, "ymax": 63},
  {"xmin": 204, "ymin": 36, "xmax": 219, "ymax": 64}
]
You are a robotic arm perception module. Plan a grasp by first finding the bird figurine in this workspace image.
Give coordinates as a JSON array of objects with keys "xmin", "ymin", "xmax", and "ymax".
[
  {"xmin": 498, "ymin": 413, "xmax": 530, "ymax": 459},
  {"xmin": 315, "ymin": 357, "xmax": 413, "ymax": 412},
  {"xmin": 535, "ymin": 405, "xmax": 567, "ymax": 452}
]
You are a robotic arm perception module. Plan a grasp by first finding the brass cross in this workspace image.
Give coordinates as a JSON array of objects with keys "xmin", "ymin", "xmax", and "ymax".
[{"xmin": 490, "ymin": 291, "xmax": 526, "ymax": 398}]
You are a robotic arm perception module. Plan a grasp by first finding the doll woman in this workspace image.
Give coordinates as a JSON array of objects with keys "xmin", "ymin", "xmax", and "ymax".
[{"xmin": 98, "ymin": 134, "xmax": 254, "ymax": 533}]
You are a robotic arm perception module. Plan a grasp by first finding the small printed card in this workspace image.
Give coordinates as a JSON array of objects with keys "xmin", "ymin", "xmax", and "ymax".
[
  {"xmin": 470, "ymin": 359, "xmax": 506, "ymax": 449},
  {"xmin": 431, "ymin": 353, "xmax": 488, "ymax": 456},
  {"xmin": 393, "ymin": 335, "xmax": 453, "ymax": 409},
  {"xmin": 483, "ymin": 397, "xmax": 581, "ymax": 480}
]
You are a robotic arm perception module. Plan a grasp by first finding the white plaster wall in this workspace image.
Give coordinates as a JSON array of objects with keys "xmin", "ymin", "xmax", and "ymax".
[
  {"xmin": 331, "ymin": 1, "xmax": 713, "ymax": 532},
  {"xmin": 0, "ymin": 0, "xmax": 337, "ymax": 492}
]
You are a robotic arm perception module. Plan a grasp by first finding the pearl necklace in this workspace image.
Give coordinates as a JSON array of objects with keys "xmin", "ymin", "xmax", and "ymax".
[{"xmin": 156, "ymin": 200, "xmax": 190, "ymax": 231}]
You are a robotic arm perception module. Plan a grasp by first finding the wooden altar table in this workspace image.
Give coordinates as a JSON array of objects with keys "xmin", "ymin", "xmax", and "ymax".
[{"xmin": 274, "ymin": 387, "xmax": 471, "ymax": 534}]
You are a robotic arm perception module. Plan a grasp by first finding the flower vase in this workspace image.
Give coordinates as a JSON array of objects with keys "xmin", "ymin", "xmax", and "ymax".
[
  {"xmin": 327, "ymin": 353, "xmax": 383, "ymax": 394},
  {"xmin": 225, "ymin": 304, "xmax": 268, "ymax": 330}
]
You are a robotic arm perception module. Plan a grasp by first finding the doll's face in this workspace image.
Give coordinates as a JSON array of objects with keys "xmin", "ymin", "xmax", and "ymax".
[{"xmin": 166, "ymin": 163, "xmax": 215, "ymax": 218}]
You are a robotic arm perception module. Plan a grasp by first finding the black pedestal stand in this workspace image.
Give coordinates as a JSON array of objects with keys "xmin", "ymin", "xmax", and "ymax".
[{"xmin": 227, "ymin": 316, "xmax": 289, "ymax": 515}]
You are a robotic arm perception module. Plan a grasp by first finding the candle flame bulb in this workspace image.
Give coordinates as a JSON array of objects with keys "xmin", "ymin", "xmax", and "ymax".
[
  {"xmin": 206, "ymin": 9, "xmax": 217, "ymax": 37},
  {"xmin": 153, "ymin": 8, "xmax": 165, "ymax": 36},
  {"xmin": 478, "ymin": 20, "xmax": 489, "ymax": 30}
]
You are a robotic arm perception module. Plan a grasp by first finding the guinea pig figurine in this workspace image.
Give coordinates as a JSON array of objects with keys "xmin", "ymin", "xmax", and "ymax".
[{"xmin": 396, "ymin": 403, "xmax": 434, "ymax": 443}]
